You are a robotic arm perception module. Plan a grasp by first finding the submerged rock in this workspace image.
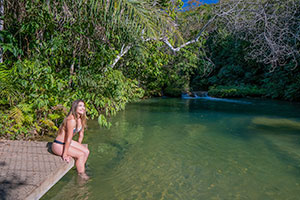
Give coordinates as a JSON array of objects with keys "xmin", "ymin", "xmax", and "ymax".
[{"xmin": 251, "ymin": 117, "xmax": 300, "ymax": 130}]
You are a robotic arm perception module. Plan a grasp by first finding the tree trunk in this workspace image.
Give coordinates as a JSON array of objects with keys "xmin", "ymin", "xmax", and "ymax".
[
  {"xmin": 69, "ymin": 60, "xmax": 75, "ymax": 86},
  {"xmin": 0, "ymin": 0, "xmax": 3, "ymax": 63}
]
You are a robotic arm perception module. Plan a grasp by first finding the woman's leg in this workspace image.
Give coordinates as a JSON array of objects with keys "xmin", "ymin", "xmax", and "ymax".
[
  {"xmin": 66, "ymin": 146, "xmax": 87, "ymax": 174},
  {"xmin": 70, "ymin": 140, "xmax": 90, "ymax": 164},
  {"xmin": 52, "ymin": 142, "xmax": 87, "ymax": 174}
]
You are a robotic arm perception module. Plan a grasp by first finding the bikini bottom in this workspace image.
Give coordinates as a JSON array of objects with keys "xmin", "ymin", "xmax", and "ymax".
[{"xmin": 53, "ymin": 139, "xmax": 65, "ymax": 145}]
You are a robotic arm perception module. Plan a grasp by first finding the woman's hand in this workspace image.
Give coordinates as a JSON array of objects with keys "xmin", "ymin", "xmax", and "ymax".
[{"xmin": 62, "ymin": 154, "xmax": 71, "ymax": 163}]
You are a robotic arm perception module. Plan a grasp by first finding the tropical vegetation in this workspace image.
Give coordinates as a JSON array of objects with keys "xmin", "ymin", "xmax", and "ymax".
[{"xmin": 0, "ymin": 0, "xmax": 299, "ymax": 139}]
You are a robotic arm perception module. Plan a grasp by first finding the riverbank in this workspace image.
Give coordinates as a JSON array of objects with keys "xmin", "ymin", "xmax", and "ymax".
[{"xmin": 1, "ymin": 92, "xmax": 299, "ymax": 142}]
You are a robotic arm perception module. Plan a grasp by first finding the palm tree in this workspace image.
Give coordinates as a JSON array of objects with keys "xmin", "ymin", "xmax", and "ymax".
[{"xmin": 4, "ymin": 0, "xmax": 179, "ymax": 69}]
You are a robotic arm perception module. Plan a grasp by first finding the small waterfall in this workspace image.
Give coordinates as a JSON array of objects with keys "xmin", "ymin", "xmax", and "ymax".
[
  {"xmin": 194, "ymin": 91, "xmax": 208, "ymax": 97},
  {"xmin": 181, "ymin": 91, "xmax": 208, "ymax": 99},
  {"xmin": 181, "ymin": 91, "xmax": 251, "ymax": 104}
]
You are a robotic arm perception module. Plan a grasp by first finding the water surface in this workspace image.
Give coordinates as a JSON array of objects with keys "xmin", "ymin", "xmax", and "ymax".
[{"xmin": 42, "ymin": 98, "xmax": 300, "ymax": 200}]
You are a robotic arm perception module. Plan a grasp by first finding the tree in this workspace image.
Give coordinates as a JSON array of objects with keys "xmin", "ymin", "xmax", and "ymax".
[
  {"xmin": 4, "ymin": 0, "xmax": 180, "ymax": 69},
  {"xmin": 215, "ymin": 0, "xmax": 300, "ymax": 71}
]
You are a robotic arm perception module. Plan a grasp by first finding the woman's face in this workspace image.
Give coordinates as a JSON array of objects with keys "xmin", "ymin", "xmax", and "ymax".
[{"xmin": 76, "ymin": 102, "xmax": 86, "ymax": 115}]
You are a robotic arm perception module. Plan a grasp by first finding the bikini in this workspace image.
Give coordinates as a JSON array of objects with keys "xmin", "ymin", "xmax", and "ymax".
[{"xmin": 53, "ymin": 127, "xmax": 82, "ymax": 145}]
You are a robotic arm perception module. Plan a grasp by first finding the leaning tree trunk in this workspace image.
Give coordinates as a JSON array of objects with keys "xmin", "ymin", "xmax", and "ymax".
[{"xmin": 0, "ymin": 0, "xmax": 3, "ymax": 63}]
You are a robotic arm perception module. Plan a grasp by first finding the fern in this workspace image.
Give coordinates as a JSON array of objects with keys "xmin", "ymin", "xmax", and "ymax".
[
  {"xmin": 9, "ymin": 107, "xmax": 24, "ymax": 126},
  {"xmin": 17, "ymin": 103, "xmax": 33, "ymax": 113},
  {"xmin": 40, "ymin": 118, "xmax": 59, "ymax": 131}
]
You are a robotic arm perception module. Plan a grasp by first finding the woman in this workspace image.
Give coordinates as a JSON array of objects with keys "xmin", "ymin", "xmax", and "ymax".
[{"xmin": 52, "ymin": 100, "xmax": 90, "ymax": 180}]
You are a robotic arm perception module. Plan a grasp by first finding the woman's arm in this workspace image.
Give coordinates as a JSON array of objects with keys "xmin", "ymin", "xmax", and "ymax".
[
  {"xmin": 78, "ymin": 128, "xmax": 84, "ymax": 144},
  {"xmin": 62, "ymin": 119, "xmax": 76, "ymax": 162}
]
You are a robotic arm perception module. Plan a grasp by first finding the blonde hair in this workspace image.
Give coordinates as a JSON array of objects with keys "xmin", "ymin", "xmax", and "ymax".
[{"xmin": 58, "ymin": 100, "xmax": 87, "ymax": 134}]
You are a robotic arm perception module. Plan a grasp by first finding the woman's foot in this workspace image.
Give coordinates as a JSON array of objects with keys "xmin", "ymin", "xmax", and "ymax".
[{"xmin": 78, "ymin": 172, "xmax": 90, "ymax": 181}]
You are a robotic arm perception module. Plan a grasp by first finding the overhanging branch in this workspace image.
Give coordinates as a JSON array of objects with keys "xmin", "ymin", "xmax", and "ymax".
[
  {"xmin": 110, "ymin": 44, "xmax": 132, "ymax": 69},
  {"xmin": 110, "ymin": 0, "xmax": 243, "ymax": 68}
]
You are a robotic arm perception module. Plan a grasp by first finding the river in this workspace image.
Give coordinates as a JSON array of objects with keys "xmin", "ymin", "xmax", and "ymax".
[{"xmin": 42, "ymin": 97, "xmax": 300, "ymax": 200}]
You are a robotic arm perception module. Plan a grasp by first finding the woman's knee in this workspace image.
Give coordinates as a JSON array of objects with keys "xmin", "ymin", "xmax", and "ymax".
[
  {"xmin": 78, "ymin": 148, "xmax": 89, "ymax": 160},
  {"xmin": 84, "ymin": 148, "xmax": 90, "ymax": 158},
  {"xmin": 74, "ymin": 150, "xmax": 85, "ymax": 160}
]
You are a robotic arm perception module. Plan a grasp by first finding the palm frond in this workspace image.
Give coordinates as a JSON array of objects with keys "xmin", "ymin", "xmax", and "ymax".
[{"xmin": 74, "ymin": 0, "xmax": 178, "ymax": 39}]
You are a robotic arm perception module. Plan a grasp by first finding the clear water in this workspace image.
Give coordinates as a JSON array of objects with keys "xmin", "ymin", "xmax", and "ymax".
[{"xmin": 42, "ymin": 98, "xmax": 300, "ymax": 200}]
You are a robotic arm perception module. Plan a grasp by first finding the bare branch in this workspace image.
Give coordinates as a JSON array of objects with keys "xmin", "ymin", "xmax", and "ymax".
[
  {"xmin": 160, "ymin": 0, "xmax": 244, "ymax": 53},
  {"xmin": 110, "ymin": 44, "xmax": 132, "ymax": 68},
  {"xmin": 218, "ymin": 0, "xmax": 300, "ymax": 70},
  {"xmin": 110, "ymin": 0, "xmax": 300, "ymax": 71}
]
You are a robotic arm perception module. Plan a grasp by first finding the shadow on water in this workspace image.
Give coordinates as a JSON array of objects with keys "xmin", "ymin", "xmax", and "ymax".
[
  {"xmin": 105, "ymin": 141, "xmax": 127, "ymax": 168},
  {"xmin": 186, "ymin": 99, "xmax": 300, "ymax": 118},
  {"xmin": 253, "ymin": 125, "xmax": 300, "ymax": 136},
  {"xmin": 133, "ymin": 98, "xmax": 300, "ymax": 118},
  {"xmin": 262, "ymin": 137, "xmax": 300, "ymax": 176}
]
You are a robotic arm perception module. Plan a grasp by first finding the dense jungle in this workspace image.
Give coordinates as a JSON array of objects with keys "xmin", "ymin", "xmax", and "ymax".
[{"xmin": 0, "ymin": 0, "xmax": 299, "ymax": 139}]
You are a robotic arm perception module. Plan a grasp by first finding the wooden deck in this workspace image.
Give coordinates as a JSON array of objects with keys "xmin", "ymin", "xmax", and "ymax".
[{"xmin": 0, "ymin": 140, "xmax": 74, "ymax": 200}]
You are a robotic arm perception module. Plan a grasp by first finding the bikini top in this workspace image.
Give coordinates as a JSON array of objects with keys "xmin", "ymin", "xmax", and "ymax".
[{"xmin": 73, "ymin": 126, "xmax": 82, "ymax": 134}]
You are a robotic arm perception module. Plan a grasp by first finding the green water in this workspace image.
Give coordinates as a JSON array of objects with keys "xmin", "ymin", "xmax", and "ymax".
[{"xmin": 42, "ymin": 98, "xmax": 300, "ymax": 200}]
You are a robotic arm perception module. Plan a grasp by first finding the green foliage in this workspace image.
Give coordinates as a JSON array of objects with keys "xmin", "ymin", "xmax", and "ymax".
[
  {"xmin": 166, "ymin": 40, "xmax": 209, "ymax": 94},
  {"xmin": 0, "ymin": 31, "xmax": 23, "ymax": 59},
  {"xmin": 121, "ymin": 42, "xmax": 171, "ymax": 96},
  {"xmin": 1, "ymin": 0, "xmax": 167, "ymax": 139},
  {"xmin": 0, "ymin": 57, "xmax": 144, "ymax": 139},
  {"xmin": 208, "ymin": 85, "xmax": 266, "ymax": 98},
  {"xmin": 163, "ymin": 87, "xmax": 182, "ymax": 97},
  {"xmin": 186, "ymin": 15, "xmax": 299, "ymax": 101},
  {"xmin": 158, "ymin": 0, "xmax": 184, "ymax": 19},
  {"xmin": 76, "ymin": 68, "xmax": 144, "ymax": 128},
  {"xmin": 0, "ymin": 103, "xmax": 36, "ymax": 139},
  {"xmin": 0, "ymin": 60, "xmax": 69, "ymax": 139},
  {"xmin": 261, "ymin": 66, "xmax": 300, "ymax": 101},
  {"xmin": 2, "ymin": 0, "xmax": 300, "ymax": 140}
]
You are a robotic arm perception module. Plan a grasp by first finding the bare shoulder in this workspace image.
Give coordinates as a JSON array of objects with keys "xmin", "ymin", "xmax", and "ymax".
[
  {"xmin": 66, "ymin": 115, "xmax": 76, "ymax": 127},
  {"xmin": 67, "ymin": 114, "xmax": 75, "ymax": 120}
]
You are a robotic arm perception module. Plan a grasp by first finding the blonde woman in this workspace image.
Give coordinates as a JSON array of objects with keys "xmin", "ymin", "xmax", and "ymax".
[{"xmin": 52, "ymin": 100, "xmax": 90, "ymax": 180}]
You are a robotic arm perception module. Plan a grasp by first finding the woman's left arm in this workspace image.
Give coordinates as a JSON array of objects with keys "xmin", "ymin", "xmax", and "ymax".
[{"xmin": 78, "ymin": 129, "xmax": 84, "ymax": 144}]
